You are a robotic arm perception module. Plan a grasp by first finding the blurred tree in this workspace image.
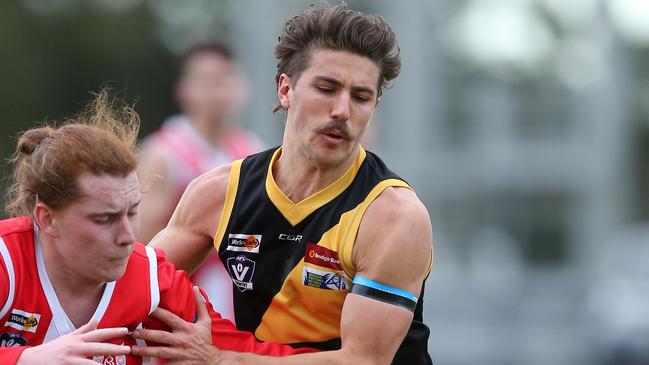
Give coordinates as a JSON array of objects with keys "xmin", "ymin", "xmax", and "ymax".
[{"xmin": 0, "ymin": 0, "xmax": 177, "ymax": 216}]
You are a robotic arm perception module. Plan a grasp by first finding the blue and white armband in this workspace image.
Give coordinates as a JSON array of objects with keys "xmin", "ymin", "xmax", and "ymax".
[{"xmin": 350, "ymin": 275, "xmax": 418, "ymax": 312}]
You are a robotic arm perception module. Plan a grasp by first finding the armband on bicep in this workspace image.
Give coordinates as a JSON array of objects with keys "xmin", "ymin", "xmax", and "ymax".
[{"xmin": 350, "ymin": 275, "xmax": 418, "ymax": 312}]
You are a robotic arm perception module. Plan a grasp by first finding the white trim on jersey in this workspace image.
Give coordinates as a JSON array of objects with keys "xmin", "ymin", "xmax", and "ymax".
[
  {"xmin": 144, "ymin": 246, "xmax": 160, "ymax": 314},
  {"xmin": 132, "ymin": 246, "xmax": 161, "ymax": 349},
  {"xmin": 0, "ymin": 237, "xmax": 16, "ymax": 320},
  {"xmin": 34, "ymin": 226, "xmax": 116, "ymax": 336}
]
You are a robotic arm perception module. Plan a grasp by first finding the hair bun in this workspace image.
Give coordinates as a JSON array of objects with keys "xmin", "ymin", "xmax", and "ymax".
[{"xmin": 17, "ymin": 128, "xmax": 54, "ymax": 156}]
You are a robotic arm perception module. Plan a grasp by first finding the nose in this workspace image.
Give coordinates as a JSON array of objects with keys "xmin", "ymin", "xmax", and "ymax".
[
  {"xmin": 330, "ymin": 92, "xmax": 350, "ymax": 122},
  {"xmin": 116, "ymin": 216, "xmax": 137, "ymax": 247}
]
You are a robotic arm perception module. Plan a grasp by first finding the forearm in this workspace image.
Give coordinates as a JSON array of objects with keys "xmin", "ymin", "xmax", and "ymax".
[{"xmin": 215, "ymin": 349, "xmax": 360, "ymax": 365}]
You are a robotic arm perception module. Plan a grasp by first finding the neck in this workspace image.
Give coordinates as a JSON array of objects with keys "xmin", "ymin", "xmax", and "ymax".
[
  {"xmin": 187, "ymin": 113, "xmax": 228, "ymax": 148},
  {"xmin": 273, "ymin": 144, "xmax": 359, "ymax": 203}
]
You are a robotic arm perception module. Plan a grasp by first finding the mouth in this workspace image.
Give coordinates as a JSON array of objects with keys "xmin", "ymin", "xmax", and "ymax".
[
  {"xmin": 318, "ymin": 126, "xmax": 351, "ymax": 144},
  {"xmin": 322, "ymin": 132, "xmax": 345, "ymax": 142},
  {"xmin": 109, "ymin": 257, "xmax": 129, "ymax": 264},
  {"xmin": 109, "ymin": 253, "xmax": 131, "ymax": 263}
]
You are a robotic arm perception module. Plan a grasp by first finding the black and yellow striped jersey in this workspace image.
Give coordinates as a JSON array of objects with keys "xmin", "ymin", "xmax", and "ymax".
[{"xmin": 214, "ymin": 147, "xmax": 432, "ymax": 364}]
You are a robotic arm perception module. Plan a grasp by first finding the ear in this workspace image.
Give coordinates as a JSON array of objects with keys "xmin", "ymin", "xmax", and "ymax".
[
  {"xmin": 33, "ymin": 202, "xmax": 58, "ymax": 237},
  {"xmin": 277, "ymin": 73, "xmax": 292, "ymax": 109}
]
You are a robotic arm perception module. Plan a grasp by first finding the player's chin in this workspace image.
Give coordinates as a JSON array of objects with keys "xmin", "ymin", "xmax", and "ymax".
[
  {"xmin": 318, "ymin": 146, "xmax": 353, "ymax": 165},
  {"xmin": 100, "ymin": 259, "xmax": 130, "ymax": 282}
]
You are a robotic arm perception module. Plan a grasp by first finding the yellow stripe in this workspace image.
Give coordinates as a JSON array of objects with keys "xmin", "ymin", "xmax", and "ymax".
[
  {"xmin": 266, "ymin": 148, "xmax": 367, "ymax": 226},
  {"xmin": 339, "ymin": 179, "xmax": 412, "ymax": 277},
  {"xmin": 213, "ymin": 160, "xmax": 243, "ymax": 251}
]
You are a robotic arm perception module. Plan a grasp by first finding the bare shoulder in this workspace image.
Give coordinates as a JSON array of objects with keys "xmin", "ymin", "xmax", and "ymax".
[
  {"xmin": 354, "ymin": 186, "xmax": 433, "ymax": 294},
  {"xmin": 173, "ymin": 163, "xmax": 233, "ymax": 227},
  {"xmin": 150, "ymin": 163, "xmax": 234, "ymax": 271},
  {"xmin": 184, "ymin": 163, "xmax": 232, "ymax": 198}
]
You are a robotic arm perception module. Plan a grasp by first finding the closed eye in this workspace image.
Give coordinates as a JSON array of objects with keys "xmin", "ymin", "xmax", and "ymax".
[
  {"xmin": 316, "ymin": 86, "xmax": 334, "ymax": 94},
  {"xmin": 93, "ymin": 215, "xmax": 115, "ymax": 225},
  {"xmin": 353, "ymin": 94, "xmax": 371, "ymax": 102}
]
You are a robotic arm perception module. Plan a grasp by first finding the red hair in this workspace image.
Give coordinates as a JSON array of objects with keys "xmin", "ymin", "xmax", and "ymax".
[{"xmin": 5, "ymin": 89, "xmax": 140, "ymax": 216}]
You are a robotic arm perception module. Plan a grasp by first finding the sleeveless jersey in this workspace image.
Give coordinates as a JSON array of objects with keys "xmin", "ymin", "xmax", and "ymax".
[
  {"xmin": 215, "ymin": 147, "xmax": 432, "ymax": 364},
  {"xmin": 0, "ymin": 217, "xmax": 311, "ymax": 364}
]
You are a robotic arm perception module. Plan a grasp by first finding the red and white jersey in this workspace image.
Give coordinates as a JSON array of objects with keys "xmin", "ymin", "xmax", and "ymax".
[
  {"xmin": 146, "ymin": 115, "xmax": 261, "ymax": 199},
  {"xmin": 0, "ymin": 217, "xmax": 311, "ymax": 364},
  {"xmin": 142, "ymin": 115, "xmax": 262, "ymax": 322}
]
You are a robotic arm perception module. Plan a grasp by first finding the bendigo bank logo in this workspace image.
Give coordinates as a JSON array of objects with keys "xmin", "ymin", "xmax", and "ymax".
[
  {"xmin": 226, "ymin": 234, "xmax": 261, "ymax": 253},
  {"xmin": 302, "ymin": 243, "xmax": 350, "ymax": 290},
  {"xmin": 6, "ymin": 309, "xmax": 40, "ymax": 333}
]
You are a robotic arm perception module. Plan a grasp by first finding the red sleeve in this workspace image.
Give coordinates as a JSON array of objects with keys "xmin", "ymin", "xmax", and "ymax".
[
  {"xmin": 0, "ymin": 235, "xmax": 26, "ymax": 364},
  {"xmin": 0, "ymin": 347, "xmax": 28, "ymax": 365},
  {"xmin": 0, "ymin": 248, "xmax": 10, "ymax": 319},
  {"xmin": 143, "ymin": 249, "xmax": 316, "ymax": 356},
  {"xmin": 0, "ymin": 252, "xmax": 26, "ymax": 365}
]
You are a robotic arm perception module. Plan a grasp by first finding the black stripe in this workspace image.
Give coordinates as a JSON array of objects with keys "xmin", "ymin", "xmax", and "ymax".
[{"xmin": 350, "ymin": 283, "xmax": 417, "ymax": 312}]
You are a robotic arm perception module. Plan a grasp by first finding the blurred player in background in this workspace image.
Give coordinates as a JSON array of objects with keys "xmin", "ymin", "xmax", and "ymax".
[{"xmin": 137, "ymin": 41, "xmax": 262, "ymax": 320}]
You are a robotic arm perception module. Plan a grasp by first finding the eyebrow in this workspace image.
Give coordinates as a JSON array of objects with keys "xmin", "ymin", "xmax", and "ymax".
[
  {"xmin": 314, "ymin": 76, "xmax": 376, "ymax": 96},
  {"xmin": 86, "ymin": 198, "xmax": 142, "ymax": 216}
]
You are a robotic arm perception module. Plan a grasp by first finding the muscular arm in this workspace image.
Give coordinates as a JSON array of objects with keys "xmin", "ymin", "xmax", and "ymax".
[{"xmin": 149, "ymin": 164, "xmax": 231, "ymax": 273}]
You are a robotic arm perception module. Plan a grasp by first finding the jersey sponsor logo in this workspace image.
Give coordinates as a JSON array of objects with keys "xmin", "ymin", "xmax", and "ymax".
[
  {"xmin": 302, "ymin": 266, "xmax": 350, "ymax": 290},
  {"xmin": 93, "ymin": 354, "xmax": 127, "ymax": 365},
  {"xmin": 5, "ymin": 309, "xmax": 41, "ymax": 333},
  {"xmin": 226, "ymin": 234, "xmax": 261, "ymax": 253},
  {"xmin": 278, "ymin": 233, "xmax": 302, "ymax": 242},
  {"xmin": 304, "ymin": 243, "xmax": 343, "ymax": 271},
  {"xmin": 0, "ymin": 332, "xmax": 28, "ymax": 347},
  {"xmin": 227, "ymin": 255, "xmax": 256, "ymax": 292}
]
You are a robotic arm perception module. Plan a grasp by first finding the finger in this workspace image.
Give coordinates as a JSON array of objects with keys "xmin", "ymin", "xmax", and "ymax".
[
  {"xmin": 74, "ymin": 319, "xmax": 98, "ymax": 334},
  {"xmin": 150, "ymin": 307, "xmax": 188, "ymax": 330},
  {"xmin": 81, "ymin": 327, "xmax": 130, "ymax": 342},
  {"xmin": 131, "ymin": 328, "xmax": 179, "ymax": 346},
  {"xmin": 193, "ymin": 286, "xmax": 210, "ymax": 326},
  {"xmin": 131, "ymin": 344, "xmax": 181, "ymax": 359},
  {"xmin": 76, "ymin": 342, "xmax": 131, "ymax": 356}
]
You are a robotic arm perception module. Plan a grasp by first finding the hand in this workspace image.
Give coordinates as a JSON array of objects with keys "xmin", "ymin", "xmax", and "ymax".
[
  {"xmin": 17, "ymin": 320, "xmax": 130, "ymax": 365},
  {"xmin": 131, "ymin": 286, "xmax": 221, "ymax": 364}
]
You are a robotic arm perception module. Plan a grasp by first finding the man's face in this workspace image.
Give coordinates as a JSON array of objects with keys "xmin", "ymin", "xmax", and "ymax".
[
  {"xmin": 177, "ymin": 52, "xmax": 242, "ymax": 122},
  {"xmin": 49, "ymin": 171, "xmax": 141, "ymax": 284},
  {"xmin": 278, "ymin": 48, "xmax": 380, "ymax": 167}
]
